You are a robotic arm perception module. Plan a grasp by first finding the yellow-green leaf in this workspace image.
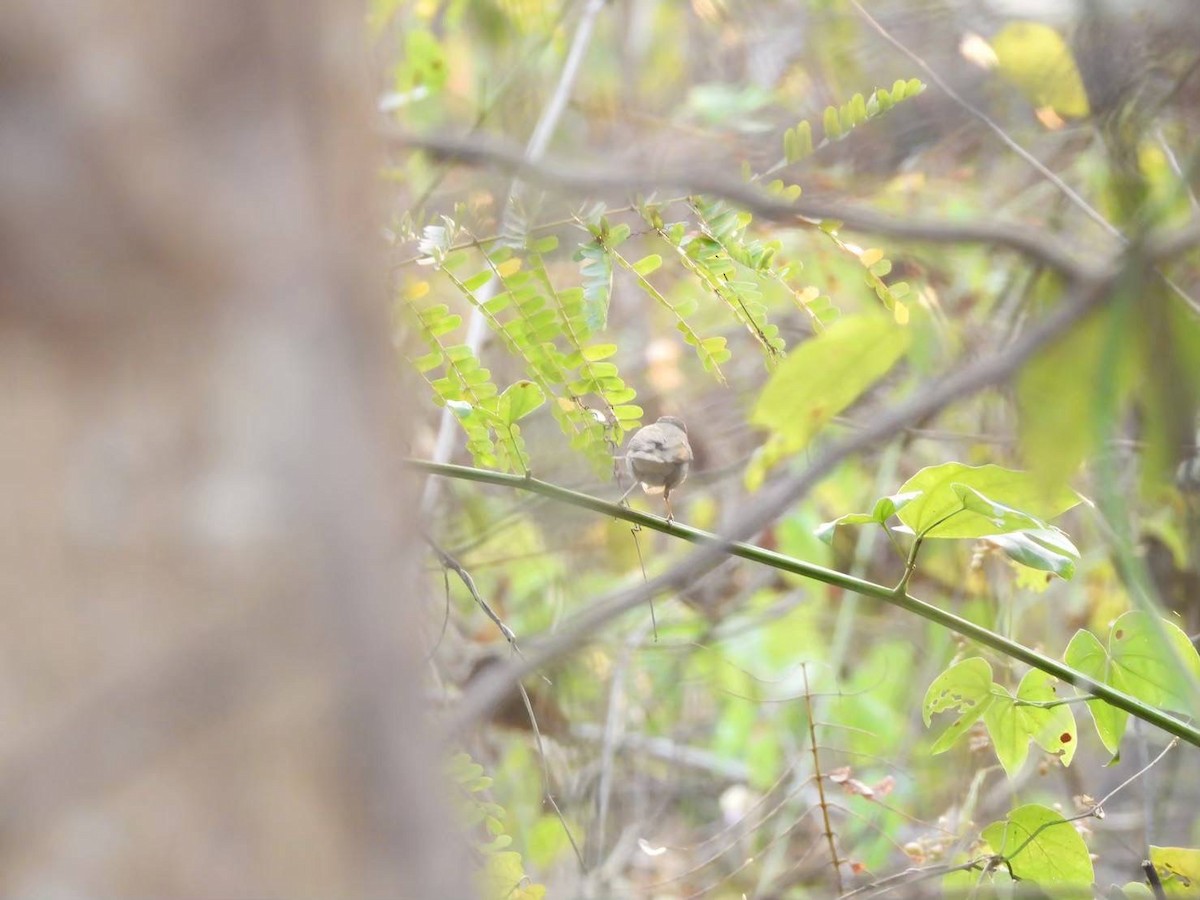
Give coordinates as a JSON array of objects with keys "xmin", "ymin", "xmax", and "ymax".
[
  {"xmin": 632, "ymin": 254, "xmax": 662, "ymax": 276},
  {"xmin": 982, "ymin": 804, "xmax": 1093, "ymax": 886},
  {"xmin": 1150, "ymin": 846, "xmax": 1200, "ymax": 896},
  {"xmin": 751, "ymin": 314, "xmax": 909, "ymax": 457},
  {"xmin": 990, "ymin": 21, "xmax": 1089, "ymax": 118},
  {"xmin": 498, "ymin": 380, "xmax": 545, "ymax": 424},
  {"xmin": 897, "ymin": 463, "xmax": 1080, "ymax": 539},
  {"xmin": 822, "ymin": 105, "xmax": 843, "ymax": 140},
  {"xmin": 923, "ymin": 657, "xmax": 995, "ymax": 753},
  {"xmin": 983, "ymin": 669, "xmax": 1076, "ymax": 778},
  {"xmin": 582, "ymin": 343, "xmax": 618, "ymax": 361},
  {"xmin": 496, "ymin": 257, "xmax": 523, "ymax": 278}
]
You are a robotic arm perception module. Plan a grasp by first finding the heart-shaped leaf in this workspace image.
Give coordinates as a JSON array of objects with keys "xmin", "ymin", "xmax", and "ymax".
[
  {"xmin": 983, "ymin": 669, "xmax": 1076, "ymax": 777},
  {"xmin": 898, "ymin": 463, "xmax": 1079, "ymax": 539},
  {"xmin": 982, "ymin": 804, "xmax": 1093, "ymax": 886},
  {"xmin": 752, "ymin": 314, "xmax": 909, "ymax": 455}
]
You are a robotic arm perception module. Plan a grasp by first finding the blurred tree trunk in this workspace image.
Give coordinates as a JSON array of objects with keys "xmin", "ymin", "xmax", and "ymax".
[{"xmin": 0, "ymin": 1, "xmax": 469, "ymax": 896}]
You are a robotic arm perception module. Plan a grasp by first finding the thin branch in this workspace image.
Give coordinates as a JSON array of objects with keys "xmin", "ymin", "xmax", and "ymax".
[
  {"xmin": 1156, "ymin": 129, "xmax": 1200, "ymax": 218},
  {"xmin": 388, "ymin": 129, "xmax": 1097, "ymax": 282},
  {"xmin": 592, "ymin": 621, "xmax": 650, "ymax": 870},
  {"xmin": 629, "ymin": 524, "xmax": 656, "ymax": 640},
  {"xmin": 390, "ymin": 129, "xmax": 1200, "ymax": 282},
  {"xmin": 847, "ymin": 0, "xmax": 1116, "ymax": 237},
  {"xmin": 569, "ymin": 723, "xmax": 750, "ymax": 781},
  {"xmin": 1144, "ymin": 859, "xmax": 1168, "ymax": 900},
  {"xmin": 424, "ymin": 535, "xmax": 518, "ymax": 646},
  {"xmin": 685, "ymin": 807, "xmax": 823, "ymax": 898},
  {"xmin": 423, "ymin": 535, "xmax": 583, "ymax": 867},
  {"xmin": 422, "ymin": 565, "xmax": 453, "ymax": 665},
  {"xmin": 522, "ymin": 0, "xmax": 606, "ymax": 163},
  {"xmin": 644, "ymin": 796, "xmax": 819, "ymax": 894},
  {"xmin": 1093, "ymin": 737, "xmax": 1179, "ymax": 812},
  {"xmin": 514, "ymin": 667, "xmax": 586, "ymax": 869},
  {"xmin": 804, "ymin": 664, "xmax": 845, "ymax": 894},
  {"xmin": 837, "ymin": 861, "xmax": 962, "ymax": 899}
]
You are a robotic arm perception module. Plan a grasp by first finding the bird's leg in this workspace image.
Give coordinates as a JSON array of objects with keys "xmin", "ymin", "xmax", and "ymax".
[
  {"xmin": 664, "ymin": 488, "xmax": 674, "ymax": 523},
  {"xmin": 618, "ymin": 481, "xmax": 639, "ymax": 508}
]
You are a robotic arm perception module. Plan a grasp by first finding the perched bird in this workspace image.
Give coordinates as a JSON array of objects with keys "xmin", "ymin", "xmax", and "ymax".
[{"xmin": 620, "ymin": 416, "xmax": 693, "ymax": 521}]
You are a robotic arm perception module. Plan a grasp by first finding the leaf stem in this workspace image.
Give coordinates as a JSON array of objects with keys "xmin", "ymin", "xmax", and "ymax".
[{"xmin": 896, "ymin": 505, "xmax": 968, "ymax": 593}]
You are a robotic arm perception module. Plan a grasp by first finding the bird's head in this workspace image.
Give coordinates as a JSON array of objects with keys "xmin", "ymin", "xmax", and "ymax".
[{"xmin": 656, "ymin": 415, "xmax": 687, "ymax": 434}]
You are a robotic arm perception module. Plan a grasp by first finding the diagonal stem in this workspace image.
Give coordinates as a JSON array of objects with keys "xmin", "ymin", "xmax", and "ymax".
[{"xmin": 412, "ymin": 458, "xmax": 1200, "ymax": 750}]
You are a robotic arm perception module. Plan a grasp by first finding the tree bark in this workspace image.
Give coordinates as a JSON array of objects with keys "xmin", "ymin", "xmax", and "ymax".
[{"xmin": 0, "ymin": 1, "xmax": 469, "ymax": 896}]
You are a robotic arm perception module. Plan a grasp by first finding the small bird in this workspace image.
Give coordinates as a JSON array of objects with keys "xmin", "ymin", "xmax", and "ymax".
[{"xmin": 620, "ymin": 416, "xmax": 693, "ymax": 522}]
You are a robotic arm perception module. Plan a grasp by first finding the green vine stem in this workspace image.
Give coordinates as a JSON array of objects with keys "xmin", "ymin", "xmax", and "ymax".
[{"xmin": 410, "ymin": 458, "xmax": 1200, "ymax": 749}]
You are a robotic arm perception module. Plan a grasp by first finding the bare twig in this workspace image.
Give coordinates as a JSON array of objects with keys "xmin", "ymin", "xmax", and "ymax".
[
  {"xmin": 423, "ymin": 535, "xmax": 583, "ymax": 867},
  {"xmin": 847, "ymin": 0, "xmax": 1116, "ymax": 237},
  {"xmin": 423, "ymin": 565, "xmax": 453, "ymax": 665},
  {"xmin": 837, "ymin": 860, "xmax": 967, "ymax": 899},
  {"xmin": 514, "ymin": 669, "xmax": 586, "ymax": 869},
  {"xmin": 389, "ymin": 129, "xmax": 1097, "ymax": 282},
  {"xmin": 804, "ymin": 664, "xmax": 845, "ymax": 894},
  {"xmin": 424, "ymin": 535, "xmax": 518, "ymax": 646},
  {"xmin": 392, "ymin": 129, "xmax": 1200, "ymax": 282},
  {"xmin": 1156, "ymin": 130, "xmax": 1200, "ymax": 218},
  {"xmin": 1093, "ymin": 737, "xmax": 1179, "ymax": 813},
  {"xmin": 569, "ymin": 724, "xmax": 750, "ymax": 781},
  {"xmin": 629, "ymin": 525, "xmax": 656, "ymax": 640},
  {"xmin": 592, "ymin": 620, "xmax": 651, "ymax": 870}
]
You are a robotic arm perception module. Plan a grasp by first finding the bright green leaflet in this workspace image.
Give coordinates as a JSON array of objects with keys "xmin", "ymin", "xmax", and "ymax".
[
  {"xmin": 497, "ymin": 380, "xmax": 545, "ymax": 424},
  {"xmin": 816, "ymin": 490, "xmax": 920, "ymax": 544}
]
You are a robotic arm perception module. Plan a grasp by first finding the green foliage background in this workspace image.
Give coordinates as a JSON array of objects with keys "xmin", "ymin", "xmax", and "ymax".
[{"xmin": 384, "ymin": 1, "xmax": 1200, "ymax": 896}]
